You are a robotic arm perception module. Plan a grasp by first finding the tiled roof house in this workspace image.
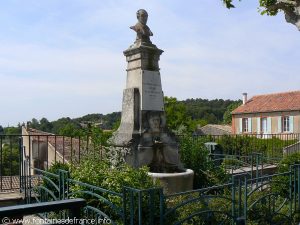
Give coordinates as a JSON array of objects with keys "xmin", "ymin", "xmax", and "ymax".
[
  {"xmin": 22, "ymin": 127, "xmax": 88, "ymax": 173},
  {"xmin": 195, "ymin": 124, "xmax": 232, "ymax": 135},
  {"xmin": 232, "ymin": 91, "xmax": 300, "ymax": 135}
]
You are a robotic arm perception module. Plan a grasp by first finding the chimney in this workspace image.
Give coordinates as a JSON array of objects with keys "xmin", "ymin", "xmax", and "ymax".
[{"xmin": 242, "ymin": 93, "xmax": 247, "ymax": 105}]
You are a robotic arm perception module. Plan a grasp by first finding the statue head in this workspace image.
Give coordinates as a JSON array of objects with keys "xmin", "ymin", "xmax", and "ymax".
[
  {"xmin": 148, "ymin": 115, "xmax": 160, "ymax": 132},
  {"xmin": 137, "ymin": 9, "xmax": 148, "ymax": 25}
]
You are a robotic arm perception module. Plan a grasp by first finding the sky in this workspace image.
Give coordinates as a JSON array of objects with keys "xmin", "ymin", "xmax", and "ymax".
[{"xmin": 1, "ymin": 0, "xmax": 300, "ymax": 126}]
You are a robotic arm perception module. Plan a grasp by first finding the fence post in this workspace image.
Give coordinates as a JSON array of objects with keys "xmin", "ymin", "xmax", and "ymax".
[
  {"xmin": 232, "ymin": 174, "xmax": 247, "ymax": 225},
  {"xmin": 231, "ymin": 175, "xmax": 236, "ymax": 224},
  {"xmin": 19, "ymin": 137, "xmax": 23, "ymax": 192},
  {"xmin": 159, "ymin": 188, "xmax": 165, "ymax": 225},
  {"xmin": 289, "ymin": 165, "xmax": 293, "ymax": 218},
  {"xmin": 122, "ymin": 187, "xmax": 164, "ymax": 225},
  {"xmin": 294, "ymin": 164, "xmax": 300, "ymax": 213},
  {"xmin": 243, "ymin": 175, "xmax": 248, "ymax": 223},
  {"xmin": 58, "ymin": 169, "xmax": 69, "ymax": 200}
]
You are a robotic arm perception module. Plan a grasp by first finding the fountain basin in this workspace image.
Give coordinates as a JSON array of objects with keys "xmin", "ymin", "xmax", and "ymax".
[{"xmin": 148, "ymin": 169, "xmax": 194, "ymax": 194}]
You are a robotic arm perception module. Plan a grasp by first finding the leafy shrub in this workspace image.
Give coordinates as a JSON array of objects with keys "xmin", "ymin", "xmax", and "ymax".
[
  {"xmin": 47, "ymin": 161, "xmax": 70, "ymax": 174},
  {"xmin": 272, "ymin": 153, "xmax": 300, "ymax": 198},
  {"xmin": 166, "ymin": 187, "xmax": 233, "ymax": 225},
  {"xmin": 70, "ymin": 158, "xmax": 157, "ymax": 193},
  {"xmin": 1, "ymin": 143, "xmax": 19, "ymax": 176},
  {"xmin": 179, "ymin": 136, "xmax": 228, "ymax": 188},
  {"xmin": 69, "ymin": 157, "xmax": 159, "ymax": 224},
  {"xmin": 43, "ymin": 162, "xmax": 70, "ymax": 200},
  {"xmin": 213, "ymin": 135, "xmax": 297, "ymax": 158},
  {"xmin": 278, "ymin": 152, "xmax": 300, "ymax": 172}
]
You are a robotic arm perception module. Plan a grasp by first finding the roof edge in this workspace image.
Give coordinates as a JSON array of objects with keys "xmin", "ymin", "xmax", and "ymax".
[{"xmin": 232, "ymin": 109, "xmax": 300, "ymax": 115}]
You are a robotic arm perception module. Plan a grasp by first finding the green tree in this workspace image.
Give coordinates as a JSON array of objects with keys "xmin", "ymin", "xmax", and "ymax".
[
  {"xmin": 164, "ymin": 96, "xmax": 194, "ymax": 133},
  {"xmin": 112, "ymin": 118, "xmax": 121, "ymax": 131},
  {"xmin": 179, "ymin": 136, "xmax": 228, "ymax": 188},
  {"xmin": 223, "ymin": 0, "xmax": 300, "ymax": 30},
  {"xmin": 28, "ymin": 118, "xmax": 40, "ymax": 129},
  {"xmin": 0, "ymin": 125, "xmax": 4, "ymax": 134},
  {"xmin": 183, "ymin": 98, "xmax": 238, "ymax": 124},
  {"xmin": 1, "ymin": 141, "xmax": 19, "ymax": 175},
  {"xmin": 58, "ymin": 123, "xmax": 84, "ymax": 137},
  {"xmin": 223, "ymin": 100, "xmax": 242, "ymax": 124},
  {"xmin": 52, "ymin": 117, "xmax": 81, "ymax": 135},
  {"xmin": 90, "ymin": 126, "xmax": 112, "ymax": 147},
  {"xmin": 39, "ymin": 118, "xmax": 53, "ymax": 132},
  {"xmin": 4, "ymin": 126, "xmax": 21, "ymax": 135}
]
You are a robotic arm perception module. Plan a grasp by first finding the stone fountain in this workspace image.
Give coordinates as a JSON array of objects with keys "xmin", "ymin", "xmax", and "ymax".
[{"xmin": 109, "ymin": 9, "xmax": 194, "ymax": 194}]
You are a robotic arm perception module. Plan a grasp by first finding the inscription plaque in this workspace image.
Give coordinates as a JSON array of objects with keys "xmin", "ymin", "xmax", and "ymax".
[{"xmin": 141, "ymin": 70, "xmax": 164, "ymax": 111}]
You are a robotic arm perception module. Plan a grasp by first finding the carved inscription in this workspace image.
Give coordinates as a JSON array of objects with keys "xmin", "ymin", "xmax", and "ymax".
[
  {"xmin": 143, "ymin": 82, "xmax": 161, "ymax": 97},
  {"xmin": 141, "ymin": 70, "xmax": 164, "ymax": 111}
]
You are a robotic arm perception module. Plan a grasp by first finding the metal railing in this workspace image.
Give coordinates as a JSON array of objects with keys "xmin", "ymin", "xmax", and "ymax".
[
  {"xmin": 182, "ymin": 133, "xmax": 300, "ymax": 158},
  {"xmin": 0, "ymin": 198, "xmax": 86, "ymax": 221},
  {"xmin": 0, "ymin": 136, "xmax": 21, "ymax": 192},
  {"xmin": 0, "ymin": 134, "xmax": 105, "ymax": 193},
  {"xmin": 2, "ymin": 133, "xmax": 300, "ymax": 223},
  {"xmin": 209, "ymin": 152, "xmax": 280, "ymax": 178},
  {"xmin": 1, "ymin": 133, "xmax": 299, "ymax": 193},
  {"xmin": 20, "ymin": 159, "xmax": 300, "ymax": 225}
]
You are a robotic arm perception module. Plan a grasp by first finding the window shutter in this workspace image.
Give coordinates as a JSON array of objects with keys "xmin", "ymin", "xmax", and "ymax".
[
  {"xmin": 267, "ymin": 117, "xmax": 272, "ymax": 134},
  {"xmin": 278, "ymin": 116, "xmax": 282, "ymax": 133},
  {"xmin": 239, "ymin": 118, "xmax": 243, "ymax": 134},
  {"xmin": 257, "ymin": 117, "xmax": 261, "ymax": 133},
  {"xmin": 290, "ymin": 116, "xmax": 294, "ymax": 132},
  {"xmin": 248, "ymin": 118, "xmax": 252, "ymax": 133}
]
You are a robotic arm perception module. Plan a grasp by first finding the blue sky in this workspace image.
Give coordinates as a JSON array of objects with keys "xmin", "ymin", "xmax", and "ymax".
[{"xmin": 1, "ymin": 0, "xmax": 300, "ymax": 126}]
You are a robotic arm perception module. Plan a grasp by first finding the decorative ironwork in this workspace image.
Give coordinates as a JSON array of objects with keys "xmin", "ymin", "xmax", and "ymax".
[{"xmin": 2, "ymin": 134, "xmax": 300, "ymax": 224}]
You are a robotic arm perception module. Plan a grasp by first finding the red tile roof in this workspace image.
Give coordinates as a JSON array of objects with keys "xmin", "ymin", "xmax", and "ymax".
[
  {"xmin": 232, "ymin": 90, "xmax": 300, "ymax": 115},
  {"xmin": 0, "ymin": 176, "xmax": 39, "ymax": 193},
  {"xmin": 26, "ymin": 128, "xmax": 84, "ymax": 163}
]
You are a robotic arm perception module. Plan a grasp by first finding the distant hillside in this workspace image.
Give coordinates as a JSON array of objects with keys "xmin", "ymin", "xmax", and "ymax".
[
  {"xmin": 72, "ymin": 112, "xmax": 121, "ymax": 130},
  {"xmin": 22, "ymin": 97, "xmax": 240, "ymax": 134},
  {"xmin": 182, "ymin": 98, "xmax": 240, "ymax": 124},
  {"xmin": 25, "ymin": 112, "xmax": 121, "ymax": 135}
]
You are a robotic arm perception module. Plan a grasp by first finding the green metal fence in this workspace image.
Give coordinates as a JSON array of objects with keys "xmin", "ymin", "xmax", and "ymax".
[
  {"xmin": 21, "ymin": 154, "xmax": 300, "ymax": 225},
  {"xmin": 185, "ymin": 133, "xmax": 300, "ymax": 158},
  {"xmin": 3, "ymin": 134, "xmax": 300, "ymax": 224}
]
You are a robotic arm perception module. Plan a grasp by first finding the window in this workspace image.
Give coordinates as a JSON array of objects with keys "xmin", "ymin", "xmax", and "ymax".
[
  {"xmin": 242, "ymin": 118, "xmax": 248, "ymax": 133},
  {"xmin": 239, "ymin": 118, "xmax": 252, "ymax": 134},
  {"xmin": 261, "ymin": 117, "xmax": 267, "ymax": 134},
  {"xmin": 283, "ymin": 116, "xmax": 290, "ymax": 132}
]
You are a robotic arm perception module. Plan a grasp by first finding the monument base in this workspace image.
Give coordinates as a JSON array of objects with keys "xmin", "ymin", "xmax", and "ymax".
[
  {"xmin": 148, "ymin": 169, "xmax": 194, "ymax": 194},
  {"xmin": 109, "ymin": 86, "xmax": 180, "ymax": 169}
]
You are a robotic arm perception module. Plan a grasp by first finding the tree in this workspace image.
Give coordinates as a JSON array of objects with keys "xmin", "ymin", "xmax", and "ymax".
[
  {"xmin": 39, "ymin": 118, "xmax": 53, "ymax": 132},
  {"xmin": 164, "ymin": 97, "xmax": 185, "ymax": 129},
  {"xmin": 223, "ymin": 100, "xmax": 242, "ymax": 124},
  {"xmin": 28, "ymin": 118, "xmax": 40, "ymax": 129},
  {"xmin": 184, "ymin": 98, "xmax": 236, "ymax": 124},
  {"xmin": 0, "ymin": 125, "xmax": 4, "ymax": 135},
  {"xmin": 52, "ymin": 117, "xmax": 76, "ymax": 134},
  {"xmin": 223, "ymin": 0, "xmax": 300, "ymax": 30},
  {"xmin": 58, "ymin": 123, "xmax": 84, "ymax": 137},
  {"xmin": 164, "ymin": 96, "xmax": 193, "ymax": 133},
  {"xmin": 4, "ymin": 126, "xmax": 21, "ymax": 135},
  {"xmin": 1, "ymin": 143, "xmax": 19, "ymax": 175}
]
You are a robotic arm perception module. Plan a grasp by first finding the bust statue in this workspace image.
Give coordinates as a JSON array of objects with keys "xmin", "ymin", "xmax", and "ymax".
[{"xmin": 130, "ymin": 9, "xmax": 153, "ymax": 43}]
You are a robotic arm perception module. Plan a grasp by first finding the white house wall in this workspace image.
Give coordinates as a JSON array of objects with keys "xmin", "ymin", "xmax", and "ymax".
[{"xmin": 232, "ymin": 111, "xmax": 300, "ymax": 134}]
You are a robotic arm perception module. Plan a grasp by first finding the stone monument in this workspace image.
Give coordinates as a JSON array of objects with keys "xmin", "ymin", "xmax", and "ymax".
[{"xmin": 109, "ymin": 9, "xmax": 181, "ymax": 172}]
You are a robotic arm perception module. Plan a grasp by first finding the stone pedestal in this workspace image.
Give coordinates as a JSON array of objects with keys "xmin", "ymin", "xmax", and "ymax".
[{"xmin": 109, "ymin": 42, "xmax": 181, "ymax": 171}]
